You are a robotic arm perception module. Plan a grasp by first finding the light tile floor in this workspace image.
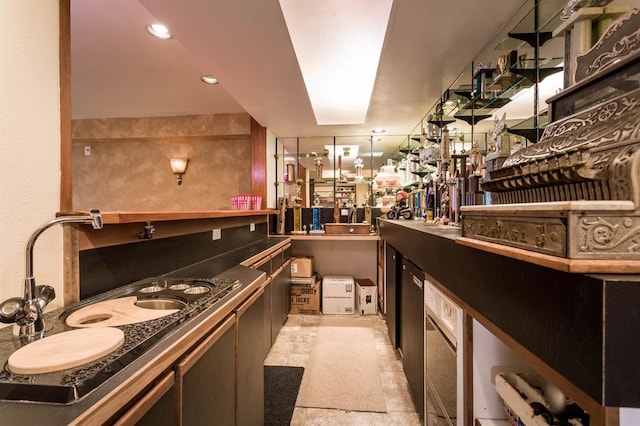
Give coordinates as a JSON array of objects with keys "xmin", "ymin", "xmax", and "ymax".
[{"xmin": 264, "ymin": 314, "xmax": 422, "ymax": 425}]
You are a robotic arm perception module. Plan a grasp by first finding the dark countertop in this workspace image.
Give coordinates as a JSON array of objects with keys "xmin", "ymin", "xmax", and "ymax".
[
  {"xmin": 378, "ymin": 218, "xmax": 640, "ymax": 409},
  {"xmin": 0, "ymin": 237, "xmax": 288, "ymax": 424}
]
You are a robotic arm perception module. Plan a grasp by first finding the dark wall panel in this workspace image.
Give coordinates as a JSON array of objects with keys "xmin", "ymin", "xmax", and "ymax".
[
  {"xmin": 80, "ymin": 223, "xmax": 268, "ymax": 298},
  {"xmin": 379, "ymin": 220, "xmax": 606, "ymax": 404}
]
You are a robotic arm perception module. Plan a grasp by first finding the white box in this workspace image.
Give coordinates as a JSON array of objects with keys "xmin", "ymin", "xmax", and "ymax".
[
  {"xmin": 322, "ymin": 275, "xmax": 354, "ymax": 315},
  {"xmin": 355, "ymin": 279, "xmax": 377, "ymax": 315}
]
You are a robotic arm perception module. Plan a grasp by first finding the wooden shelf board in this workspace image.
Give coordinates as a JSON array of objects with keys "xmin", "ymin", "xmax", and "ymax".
[
  {"xmin": 283, "ymin": 234, "xmax": 379, "ymax": 241},
  {"xmin": 59, "ymin": 210, "xmax": 277, "ymax": 224}
]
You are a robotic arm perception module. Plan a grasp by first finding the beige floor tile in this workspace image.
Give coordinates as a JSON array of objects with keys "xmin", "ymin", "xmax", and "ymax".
[
  {"xmin": 385, "ymin": 411, "xmax": 423, "ymax": 425},
  {"xmin": 384, "ymin": 388, "xmax": 419, "ymax": 412},
  {"xmin": 287, "ymin": 353, "xmax": 310, "ymax": 367},
  {"xmin": 267, "ymin": 313, "xmax": 422, "ymax": 425},
  {"xmin": 380, "ymin": 371, "xmax": 411, "ymax": 391},
  {"xmin": 264, "ymin": 351, "xmax": 289, "ymax": 366}
]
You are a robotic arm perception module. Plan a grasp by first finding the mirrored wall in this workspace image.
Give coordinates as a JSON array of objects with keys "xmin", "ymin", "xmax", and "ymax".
[{"xmin": 274, "ymin": 0, "xmax": 637, "ymax": 223}]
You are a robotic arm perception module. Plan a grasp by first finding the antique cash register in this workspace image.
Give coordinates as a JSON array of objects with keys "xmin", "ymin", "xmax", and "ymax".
[{"xmin": 460, "ymin": 9, "xmax": 640, "ymax": 273}]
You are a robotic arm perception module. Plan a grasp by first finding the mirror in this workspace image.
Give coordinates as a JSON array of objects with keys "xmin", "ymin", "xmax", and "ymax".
[{"xmin": 275, "ymin": 0, "xmax": 570, "ymax": 214}]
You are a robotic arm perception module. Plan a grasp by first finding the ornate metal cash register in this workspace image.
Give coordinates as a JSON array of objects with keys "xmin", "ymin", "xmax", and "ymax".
[{"xmin": 460, "ymin": 9, "xmax": 640, "ymax": 273}]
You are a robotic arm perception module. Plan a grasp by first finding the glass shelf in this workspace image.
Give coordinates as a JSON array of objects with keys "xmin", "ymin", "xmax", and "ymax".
[
  {"xmin": 494, "ymin": 0, "xmax": 567, "ymax": 50},
  {"xmin": 274, "ymin": 152, "xmax": 329, "ymax": 159},
  {"xmin": 454, "ymin": 113, "xmax": 493, "ymax": 126},
  {"xmin": 506, "ymin": 113, "xmax": 550, "ymax": 143}
]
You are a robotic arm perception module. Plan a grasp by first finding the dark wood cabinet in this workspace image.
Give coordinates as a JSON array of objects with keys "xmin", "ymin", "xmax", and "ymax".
[
  {"xmin": 236, "ymin": 288, "xmax": 266, "ymax": 426},
  {"xmin": 400, "ymin": 257, "xmax": 425, "ymax": 419},
  {"xmin": 117, "ymin": 371, "xmax": 177, "ymax": 426},
  {"xmin": 385, "ymin": 244, "xmax": 400, "ymax": 348},
  {"xmin": 176, "ymin": 316, "xmax": 236, "ymax": 426},
  {"xmin": 270, "ymin": 259, "xmax": 291, "ymax": 342},
  {"xmin": 261, "ymin": 278, "xmax": 273, "ymax": 359}
]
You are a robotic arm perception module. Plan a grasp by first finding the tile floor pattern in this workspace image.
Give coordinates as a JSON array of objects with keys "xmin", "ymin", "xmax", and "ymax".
[{"xmin": 264, "ymin": 314, "xmax": 422, "ymax": 425}]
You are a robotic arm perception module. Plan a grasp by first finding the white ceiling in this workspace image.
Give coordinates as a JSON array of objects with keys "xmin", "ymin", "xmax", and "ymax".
[{"xmin": 71, "ymin": 0, "xmax": 526, "ymax": 139}]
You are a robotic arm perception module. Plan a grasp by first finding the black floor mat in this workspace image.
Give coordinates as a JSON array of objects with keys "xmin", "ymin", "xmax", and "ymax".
[{"xmin": 264, "ymin": 366, "xmax": 305, "ymax": 426}]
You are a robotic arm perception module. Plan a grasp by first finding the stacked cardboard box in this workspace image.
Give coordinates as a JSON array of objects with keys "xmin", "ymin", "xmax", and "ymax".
[
  {"xmin": 290, "ymin": 278, "xmax": 320, "ymax": 314},
  {"xmin": 290, "ymin": 256, "xmax": 320, "ymax": 314},
  {"xmin": 290, "ymin": 256, "xmax": 313, "ymax": 278}
]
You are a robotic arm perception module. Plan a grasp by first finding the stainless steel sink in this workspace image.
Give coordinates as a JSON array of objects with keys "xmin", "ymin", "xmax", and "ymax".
[{"xmin": 135, "ymin": 298, "xmax": 187, "ymax": 310}]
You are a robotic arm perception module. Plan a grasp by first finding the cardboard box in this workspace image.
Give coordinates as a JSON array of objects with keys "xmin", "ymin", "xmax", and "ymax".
[
  {"xmin": 322, "ymin": 275, "xmax": 354, "ymax": 315},
  {"xmin": 290, "ymin": 273, "xmax": 318, "ymax": 285},
  {"xmin": 291, "ymin": 256, "xmax": 313, "ymax": 278},
  {"xmin": 355, "ymin": 279, "xmax": 378, "ymax": 315},
  {"xmin": 290, "ymin": 280, "xmax": 320, "ymax": 314}
]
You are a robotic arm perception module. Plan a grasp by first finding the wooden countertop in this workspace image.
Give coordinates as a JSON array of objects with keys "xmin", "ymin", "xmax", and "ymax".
[{"xmin": 58, "ymin": 210, "xmax": 277, "ymax": 224}]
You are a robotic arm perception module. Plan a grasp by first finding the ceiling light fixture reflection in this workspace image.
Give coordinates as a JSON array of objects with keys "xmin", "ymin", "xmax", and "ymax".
[
  {"xmin": 147, "ymin": 24, "xmax": 172, "ymax": 39},
  {"xmin": 324, "ymin": 144, "xmax": 360, "ymax": 160},
  {"xmin": 371, "ymin": 128, "xmax": 386, "ymax": 134},
  {"xmin": 279, "ymin": 0, "xmax": 393, "ymax": 125},
  {"xmin": 200, "ymin": 75, "xmax": 219, "ymax": 84}
]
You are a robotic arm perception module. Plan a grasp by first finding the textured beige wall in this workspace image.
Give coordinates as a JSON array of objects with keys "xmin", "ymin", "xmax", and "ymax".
[
  {"xmin": 1, "ymin": 1, "xmax": 65, "ymax": 309},
  {"xmin": 72, "ymin": 114, "xmax": 252, "ymax": 211}
]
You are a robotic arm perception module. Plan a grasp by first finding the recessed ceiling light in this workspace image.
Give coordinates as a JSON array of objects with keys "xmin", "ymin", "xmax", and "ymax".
[
  {"xmin": 200, "ymin": 75, "xmax": 219, "ymax": 85},
  {"xmin": 371, "ymin": 128, "xmax": 386, "ymax": 134},
  {"xmin": 279, "ymin": 0, "xmax": 393, "ymax": 125},
  {"xmin": 147, "ymin": 24, "xmax": 172, "ymax": 39}
]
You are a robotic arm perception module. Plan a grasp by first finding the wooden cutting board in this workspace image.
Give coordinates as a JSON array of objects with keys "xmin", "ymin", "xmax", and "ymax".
[
  {"xmin": 8, "ymin": 327, "xmax": 125, "ymax": 375},
  {"xmin": 65, "ymin": 296, "xmax": 180, "ymax": 328}
]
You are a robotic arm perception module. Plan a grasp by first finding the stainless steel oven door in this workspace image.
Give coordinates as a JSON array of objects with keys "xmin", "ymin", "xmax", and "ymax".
[{"xmin": 425, "ymin": 312, "xmax": 457, "ymax": 425}]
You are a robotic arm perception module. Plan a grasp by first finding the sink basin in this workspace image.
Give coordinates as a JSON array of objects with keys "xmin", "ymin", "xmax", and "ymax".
[
  {"xmin": 60, "ymin": 278, "xmax": 219, "ymax": 328},
  {"xmin": 135, "ymin": 298, "xmax": 187, "ymax": 310}
]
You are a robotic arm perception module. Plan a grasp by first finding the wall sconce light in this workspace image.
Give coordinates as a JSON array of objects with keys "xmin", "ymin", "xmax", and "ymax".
[{"xmin": 169, "ymin": 158, "xmax": 189, "ymax": 185}]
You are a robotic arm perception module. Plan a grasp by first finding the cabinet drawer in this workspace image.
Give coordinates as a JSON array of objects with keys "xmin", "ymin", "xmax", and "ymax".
[
  {"xmin": 271, "ymin": 248, "xmax": 284, "ymax": 270},
  {"xmin": 113, "ymin": 371, "xmax": 175, "ymax": 426},
  {"xmin": 252, "ymin": 255, "xmax": 272, "ymax": 276}
]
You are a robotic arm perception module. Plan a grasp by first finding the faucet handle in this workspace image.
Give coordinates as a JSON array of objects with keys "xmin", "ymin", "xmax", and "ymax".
[
  {"xmin": 0, "ymin": 298, "xmax": 28, "ymax": 324},
  {"xmin": 35, "ymin": 285, "xmax": 56, "ymax": 310}
]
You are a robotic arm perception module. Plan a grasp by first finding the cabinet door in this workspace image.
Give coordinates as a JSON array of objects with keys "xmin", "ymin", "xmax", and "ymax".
[
  {"xmin": 261, "ymin": 278, "xmax": 273, "ymax": 359},
  {"xmin": 271, "ymin": 260, "xmax": 291, "ymax": 342},
  {"xmin": 236, "ymin": 288, "xmax": 266, "ymax": 426},
  {"xmin": 271, "ymin": 265, "xmax": 284, "ymax": 343},
  {"xmin": 400, "ymin": 258, "xmax": 425, "ymax": 419},
  {"xmin": 386, "ymin": 244, "xmax": 400, "ymax": 348},
  {"xmin": 280, "ymin": 259, "xmax": 291, "ymax": 324},
  {"xmin": 115, "ymin": 371, "xmax": 176, "ymax": 426},
  {"xmin": 176, "ymin": 316, "xmax": 236, "ymax": 426}
]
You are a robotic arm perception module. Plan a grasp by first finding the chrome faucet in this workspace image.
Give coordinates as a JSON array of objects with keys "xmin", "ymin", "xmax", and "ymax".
[{"xmin": 0, "ymin": 209, "xmax": 103, "ymax": 340}]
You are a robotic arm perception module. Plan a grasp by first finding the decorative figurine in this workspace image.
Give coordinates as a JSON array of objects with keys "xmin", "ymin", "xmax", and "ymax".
[
  {"xmin": 386, "ymin": 190, "xmax": 413, "ymax": 220},
  {"xmin": 470, "ymin": 140, "xmax": 482, "ymax": 175},
  {"xmin": 439, "ymin": 187, "xmax": 450, "ymax": 221},
  {"xmin": 489, "ymin": 113, "xmax": 507, "ymax": 153},
  {"xmin": 314, "ymin": 157, "xmax": 324, "ymax": 182},
  {"xmin": 354, "ymin": 157, "xmax": 364, "ymax": 180}
]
